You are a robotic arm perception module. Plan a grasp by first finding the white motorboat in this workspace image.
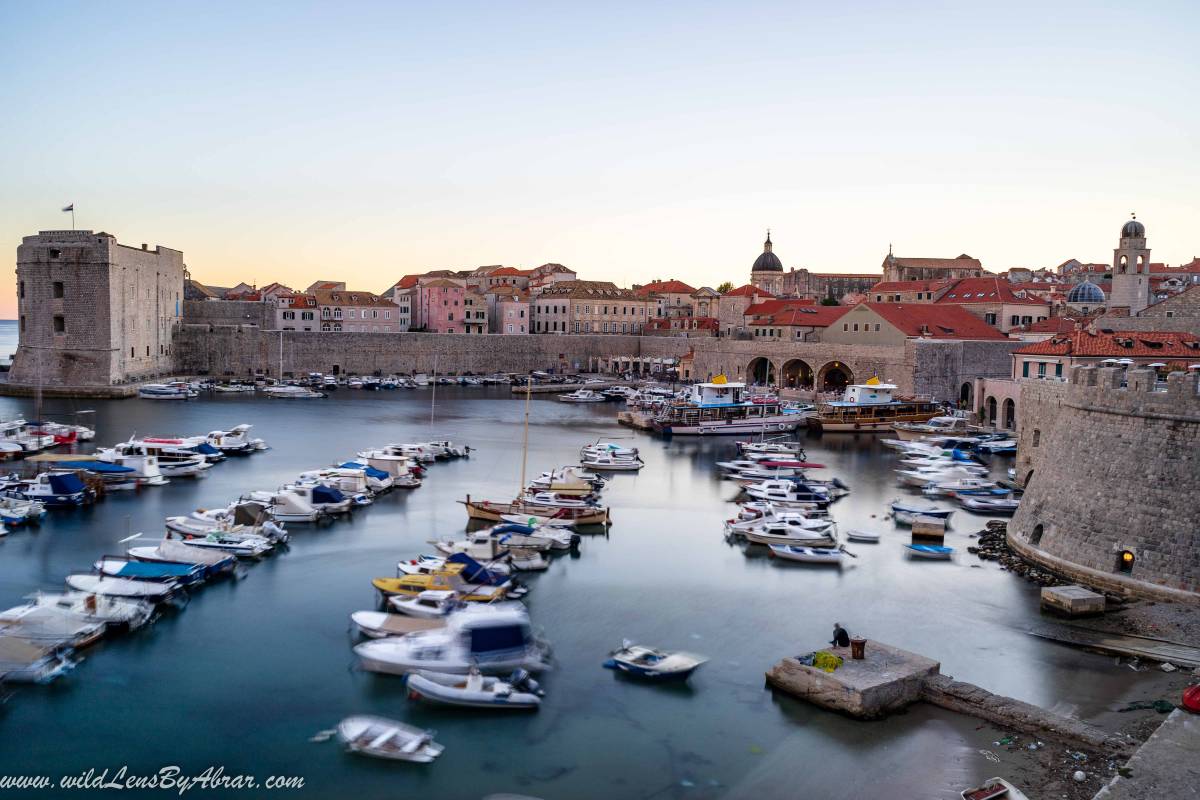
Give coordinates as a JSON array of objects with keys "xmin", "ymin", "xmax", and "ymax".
[
  {"xmin": 374, "ymin": 443, "xmax": 436, "ymax": 463},
  {"xmin": 603, "ymin": 642, "xmax": 707, "ymax": 681},
  {"xmin": 959, "ymin": 496, "xmax": 1021, "ymax": 515},
  {"xmin": 264, "ymin": 385, "xmax": 324, "ymax": 399},
  {"xmin": 0, "ymin": 604, "xmax": 107, "ymax": 649},
  {"xmin": 244, "ymin": 490, "xmax": 324, "ymax": 523},
  {"xmin": 896, "ymin": 465, "xmax": 987, "ymax": 487},
  {"xmin": 434, "ymin": 531, "xmax": 510, "ymax": 562},
  {"xmin": 927, "ymin": 477, "xmax": 997, "ymax": 496},
  {"xmin": 581, "ymin": 442, "xmax": 639, "ymax": 459},
  {"xmin": 165, "ymin": 530, "xmax": 273, "ymax": 559},
  {"xmin": 528, "ymin": 466, "xmax": 606, "ymax": 491},
  {"xmin": 580, "ymin": 453, "xmax": 643, "ymax": 471},
  {"xmin": 743, "ymin": 479, "xmax": 831, "ymax": 506},
  {"xmin": 206, "ymin": 424, "xmax": 263, "ymax": 454},
  {"xmin": 349, "ymin": 610, "xmax": 446, "ymax": 638},
  {"xmin": 737, "ymin": 499, "xmax": 828, "ymax": 519},
  {"xmin": 299, "ymin": 467, "xmax": 373, "ymax": 497},
  {"xmin": 93, "ymin": 443, "xmax": 174, "ymax": 483},
  {"xmin": 522, "ymin": 491, "xmax": 597, "ymax": 509},
  {"xmin": 845, "ymin": 529, "xmax": 882, "ymax": 543},
  {"xmin": 336, "ymin": 461, "xmax": 395, "ymax": 492},
  {"xmin": 128, "ymin": 539, "xmax": 239, "ymax": 576},
  {"xmin": 64, "ymin": 574, "xmax": 179, "ymax": 600},
  {"xmin": 0, "ymin": 496, "xmax": 46, "ymax": 527},
  {"xmin": 889, "ymin": 499, "xmax": 955, "ymax": 525},
  {"xmin": 0, "ymin": 472, "xmax": 92, "ymax": 506},
  {"xmin": 559, "ymin": 390, "xmax": 605, "ymax": 403},
  {"xmin": 406, "ymin": 668, "xmax": 543, "ymax": 710},
  {"xmin": 336, "ymin": 716, "xmax": 444, "ymax": 763},
  {"xmin": 725, "ymin": 510, "xmax": 834, "ymax": 537},
  {"xmin": 354, "ymin": 606, "xmax": 552, "ymax": 675},
  {"xmin": 397, "ymin": 555, "xmax": 512, "ymax": 578},
  {"xmin": 138, "ymin": 383, "xmax": 194, "ymax": 400},
  {"xmin": 189, "ymin": 501, "xmax": 289, "ymax": 541},
  {"xmin": 0, "ymin": 636, "xmax": 76, "ymax": 683},
  {"xmin": 388, "ymin": 589, "xmax": 462, "ymax": 619},
  {"xmin": 25, "ymin": 591, "xmax": 155, "ymax": 630},
  {"xmin": 768, "ymin": 544, "xmax": 845, "ymax": 564},
  {"xmin": 424, "ymin": 440, "xmax": 470, "ymax": 459},
  {"xmin": 960, "ymin": 777, "xmax": 1031, "ymax": 800},
  {"xmin": 892, "ymin": 415, "xmax": 981, "ymax": 441},
  {"xmin": 741, "ymin": 519, "xmax": 837, "ymax": 547},
  {"xmin": 498, "ymin": 512, "xmax": 576, "ymax": 528},
  {"xmin": 738, "ymin": 441, "xmax": 803, "ymax": 458},
  {"xmin": 0, "ymin": 418, "xmax": 56, "ymax": 452},
  {"xmin": 508, "ymin": 549, "xmax": 549, "ymax": 571}
]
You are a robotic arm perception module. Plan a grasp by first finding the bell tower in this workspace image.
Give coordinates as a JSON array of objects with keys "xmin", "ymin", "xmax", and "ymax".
[{"xmin": 1109, "ymin": 214, "xmax": 1150, "ymax": 314}]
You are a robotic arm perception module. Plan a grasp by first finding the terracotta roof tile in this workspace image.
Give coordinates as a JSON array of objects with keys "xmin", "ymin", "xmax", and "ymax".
[
  {"xmin": 1014, "ymin": 330, "xmax": 1200, "ymax": 358},
  {"xmin": 749, "ymin": 306, "xmax": 851, "ymax": 327},
  {"xmin": 935, "ymin": 277, "xmax": 1048, "ymax": 306},
  {"xmin": 635, "ymin": 279, "xmax": 697, "ymax": 296},
  {"xmin": 863, "ymin": 303, "xmax": 1009, "ymax": 340},
  {"xmin": 722, "ymin": 284, "xmax": 773, "ymax": 298}
]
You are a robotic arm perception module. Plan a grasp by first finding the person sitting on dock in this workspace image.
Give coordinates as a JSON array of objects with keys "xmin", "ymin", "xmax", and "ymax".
[{"xmin": 829, "ymin": 622, "xmax": 850, "ymax": 648}]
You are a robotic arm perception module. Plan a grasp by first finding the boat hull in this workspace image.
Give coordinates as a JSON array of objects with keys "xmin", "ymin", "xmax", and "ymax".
[{"xmin": 657, "ymin": 416, "xmax": 803, "ymax": 436}]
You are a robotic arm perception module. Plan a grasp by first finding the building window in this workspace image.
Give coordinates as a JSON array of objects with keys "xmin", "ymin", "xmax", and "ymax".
[
  {"xmin": 53, "ymin": 315, "xmax": 66, "ymax": 333},
  {"xmin": 1022, "ymin": 361, "xmax": 1029, "ymax": 378},
  {"xmin": 1054, "ymin": 363, "xmax": 1062, "ymax": 377},
  {"xmin": 874, "ymin": 324, "xmax": 880, "ymax": 332},
  {"xmin": 49, "ymin": 248, "xmax": 61, "ymax": 259},
  {"xmin": 448, "ymin": 313, "xmax": 454, "ymax": 321},
  {"xmin": 853, "ymin": 324, "xmax": 859, "ymax": 332},
  {"xmin": 1008, "ymin": 315, "xmax": 1018, "ymax": 326},
  {"xmin": 52, "ymin": 281, "xmax": 64, "ymax": 299},
  {"xmin": 146, "ymin": 346, "xmax": 150, "ymax": 356},
  {"xmin": 302, "ymin": 311, "xmax": 313, "ymax": 320},
  {"xmin": 842, "ymin": 323, "xmax": 848, "ymax": 331},
  {"xmin": 985, "ymin": 313, "xmax": 998, "ymax": 325},
  {"xmin": 1030, "ymin": 524, "xmax": 1044, "ymax": 545},
  {"xmin": 19, "ymin": 316, "xmax": 25, "ymax": 332},
  {"xmin": 1037, "ymin": 362, "xmax": 1046, "ymax": 377},
  {"xmin": 1032, "ymin": 429, "xmax": 1041, "ymax": 447}
]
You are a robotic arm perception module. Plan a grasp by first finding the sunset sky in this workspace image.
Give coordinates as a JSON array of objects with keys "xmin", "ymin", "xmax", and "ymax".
[{"xmin": 1, "ymin": 1, "xmax": 1197, "ymax": 318}]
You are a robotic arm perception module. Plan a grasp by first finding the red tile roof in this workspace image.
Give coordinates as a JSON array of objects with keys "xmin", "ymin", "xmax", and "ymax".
[
  {"xmin": 935, "ymin": 277, "xmax": 1048, "ymax": 306},
  {"xmin": 744, "ymin": 298, "xmax": 817, "ymax": 317},
  {"xmin": 722, "ymin": 284, "xmax": 773, "ymax": 298},
  {"xmin": 1019, "ymin": 316, "xmax": 1081, "ymax": 334},
  {"xmin": 868, "ymin": 279, "xmax": 953, "ymax": 294},
  {"xmin": 1151, "ymin": 260, "xmax": 1200, "ymax": 275},
  {"xmin": 487, "ymin": 266, "xmax": 524, "ymax": 277},
  {"xmin": 394, "ymin": 275, "xmax": 421, "ymax": 290},
  {"xmin": 635, "ymin": 279, "xmax": 697, "ymax": 296},
  {"xmin": 749, "ymin": 306, "xmax": 851, "ymax": 327},
  {"xmin": 863, "ymin": 303, "xmax": 1009, "ymax": 340},
  {"xmin": 1014, "ymin": 330, "xmax": 1200, "ymax": 358}
]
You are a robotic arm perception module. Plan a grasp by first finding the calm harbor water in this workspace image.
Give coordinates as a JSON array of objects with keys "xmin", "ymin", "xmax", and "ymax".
[{"xmin": 0, "ymin": 388, "xmax": 1164, "ymax": 799}]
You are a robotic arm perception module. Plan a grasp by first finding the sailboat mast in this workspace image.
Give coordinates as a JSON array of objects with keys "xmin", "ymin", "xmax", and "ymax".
[
  {"xmin": 430, "ymin": 354, "xmax": 438, "ymax": 428},
  {"xmin": 278, "ymin": 331, "xmax": 283, "ymax": 379},
  {"xmin": 518, "ymin": 375, "xmax": 531, "ymax": 498}
]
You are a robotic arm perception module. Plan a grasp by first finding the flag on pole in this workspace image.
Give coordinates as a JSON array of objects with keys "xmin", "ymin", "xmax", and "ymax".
[{"xmin": 62, "ymin": 204, "xmax": 74, "ymax": 212}]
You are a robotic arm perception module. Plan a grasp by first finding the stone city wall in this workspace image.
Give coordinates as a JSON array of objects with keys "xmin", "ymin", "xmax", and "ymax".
[
  {"xmin": 181, "ymin": 299, "xmax": 273, "ymax": 328},
  {"xmin": 1008, "ymin": 366, "xmax": 1200, "ymax": 600}
]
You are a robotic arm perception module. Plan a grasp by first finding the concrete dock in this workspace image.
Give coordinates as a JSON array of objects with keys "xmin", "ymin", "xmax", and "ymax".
[
  {"xmin": 765, "ymin": 640, "xmax": 940, "ymax": 719},
  {"xmin": 1093, "ymin": 709, "xmax": 1200, "ymax": 799}
]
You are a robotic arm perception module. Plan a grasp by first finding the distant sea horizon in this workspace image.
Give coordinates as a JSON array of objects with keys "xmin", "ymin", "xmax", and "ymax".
[{"xmin": 0, "ymin": 319, "xmax": 17, "ymax": 365}]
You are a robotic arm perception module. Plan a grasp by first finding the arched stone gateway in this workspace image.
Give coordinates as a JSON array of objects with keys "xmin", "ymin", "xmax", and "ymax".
[
  {"xmin": 960, "ymin": 382, "xmax": 973, "ymax": 408},
  {"xmin": 985, "ymin": 396, "xmax": 997, "ymax": 425},
  {"xmin": 1003, "ymin": 398, "xmax": 1016, "ymax": 430},
  {"xmin": 817, "ymin": 361, "xmax": 853, "ymax": 392},
  {"xmin": 747, "ymin": 357, "xmax": 776, "ymax": 386},
  {"xmin": 780, "ymin": 358, "xmax": 813, "ymax": 389}
]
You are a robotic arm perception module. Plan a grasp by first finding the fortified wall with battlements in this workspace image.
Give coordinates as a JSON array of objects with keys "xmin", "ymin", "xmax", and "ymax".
[{"xmin": 1008, "ymin": 365, "xmax": 1200, "ymax": 601}]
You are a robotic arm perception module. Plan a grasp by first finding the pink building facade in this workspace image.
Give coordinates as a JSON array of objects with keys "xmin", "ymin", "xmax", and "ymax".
[{"xmin": 417, "ymin": 279, "xmax": 466, "ymax": 333}]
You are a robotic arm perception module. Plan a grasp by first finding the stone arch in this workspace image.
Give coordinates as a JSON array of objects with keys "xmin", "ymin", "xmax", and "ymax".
[
  {"xmin": 780, "ymin": 358, "xmax": 813, "ymax": 389},
  {"xmin": 1003, "ymin": 398, "xmax": 1016, "ymax": 430},
  {"xmin": 1118, "ymin": 255, "xmax": 1128, "ymax": 274},
  {"xmin": 985, "ymin": 395, "xmax": 997, "ymax": 425},
  {"xmin": 747, "ymin": 357, "xmax": 776, "ymax": 386},
  {"xmin": 817, "ymin": 361, "xmax": 853, "ymax": 392},
  {"xmin": 960, "ymin": 382, "xmax": 974, "ymax": 408}
]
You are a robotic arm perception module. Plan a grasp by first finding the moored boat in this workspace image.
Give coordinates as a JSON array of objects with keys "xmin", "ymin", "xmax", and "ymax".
[
  {"xmin": 904, "ymin": 543, "xmax": 954, "ymax": 560},
  {"xmin": 810, "ymin": 380, "xmax": 942, "ymax": 433},
  {"xmin": 336, "ymin": 716, "xmax": 444, "ymax": 763},
  {"xmin": 603, "ymin": 642, "xmax": 707, "ymax": 680},
  {"xmin": 767, "ymin": 544, "xmax": 845, "ymax": 564},
  {"xmin": 405, "ymin": 668, "xmax": 543, "ymax": 710}
]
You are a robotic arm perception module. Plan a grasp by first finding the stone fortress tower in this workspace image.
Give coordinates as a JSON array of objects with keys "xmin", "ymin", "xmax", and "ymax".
[
  {"xmin": 1108, "ymin": 214, "xmax": 1151, "ymax": 314},
  {"xmin": 10, "ymin": 230, "xmax": 185, "ymax": 387},
  {"xmin": 1008, "ymin": 364, "xmax": 1200, "ymax": 600},
  {"xmin": 749, "ymin": 231, "xmax": 784, "ymax": 295}
]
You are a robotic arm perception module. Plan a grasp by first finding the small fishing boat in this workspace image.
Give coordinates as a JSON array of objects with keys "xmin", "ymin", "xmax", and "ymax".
[
  {"xmin": 958, "ymin": 496, "xmax": 1020, "ymax": 515},
  {"xmin": 508, "ymin": 548, "xmax": 549, "ymax": 572},
  {"xmin": 730, "ymin": 515, "xmax": 836, "ymax": 541},
  {"xmin": 349, "ymin": 610, "xmax": 446, "ymax": 639},
  {"xmin": 559, "ymin": 389, "xmax": 606, "ymax": 403},
  {"xmin": 26, "ymin": 591, "xmax": 154, "ymax": 631},
  {"xmin": 138, "ymin": 383, "xmax": 194, "ymax": 400},
  {"xmin": 1, "ymin": 472, "xmax": 92, "ymax": 506},
  {"xmin": 580, "ymin": 442, "xmax": 639, "ymax": 459},
  {"xmin": 64, "ymin": 574, "xmax": 179, "ymax": 600},
  {"xmin": 336, "ymin": 716, "xmax": 444, "ymax": 763},
  {"xmin": 388, "ymin": 590, "xmax": 461, "ymax": 619},
  {"xmin": 0, "ymin": 496, "xmax": 46, "ymax": 527},
  {"xmin": 960, "ymin": 777, "xmax": 1030, "ymax": 800},
  {"xmin": 927, "ymin": 477, "xmax": 997, "ymax": 496},
  {"xmin": 165, "ymin": 530, "xmax": 273, "ymax": 559},
  {"xmin": 499, "ymin": 512, "xmax": 576, "ymax": 528},
  {"xmin": 93, "ymin": 556, "xmax": 207, "ymax": 587},
  {"xmin": 889, "ymin": 499, "xmax": 954, "ymax": 525},
  {"xmin": 0, "ymin": 635, "xmax": 75, "ymax": 683},
  {"xmin": 603, "ymin": 641, "xmax": 707, "ymax": 681},
  {"xmin": 977, "ymin": 439, "xmax": 1018, "ymax": 454},
  {"xmin": 462, "ymin": 496, "xmax": 610, "ymax": 526},
  {"xmin": 845, "ymin": 529, "xmax": 881, "ymax": 543},
  {"xmin": 206, "ymin": 424, "xmax": 264, "ymax": 454},
  {"xmin": 244, "ymin": 490, "xmax": 324, "ymax": 523},
  {"xmin": 406, "ymin": 668, "xmax": 543, "ymax": 710},
  {"xmin": 580, "ymin": 453, "xmax": 643, "ymax": 471},
  {"xmin": 904, "ymin": 543, "xmax": 954, "ymax": 560},
  {"xmin": 0, "ymin": 604, "xmax": 107, "ymax": 649},
  {"xmin": 264, "ymin": 385, "xmax": 325, "ymax": 399},
  {"xmin": 767, "ymin": 544, "xmax": 845, "ymax": 564},
  {"xmin": 354, "ymin": 606, "xmax": 551, "ymax": 675},
  {"xmin": 128, "ymin": 538, "xmax": 246, "ymax": 577}
]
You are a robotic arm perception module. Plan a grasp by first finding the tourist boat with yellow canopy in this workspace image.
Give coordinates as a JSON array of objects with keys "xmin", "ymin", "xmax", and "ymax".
[
  {"xmin": 809, "ymin": 377, "xmax": 942, "ymax": 433},
  {"xmin": 653, "ymin": 375, "xmax": 808, "ymax": 436}
]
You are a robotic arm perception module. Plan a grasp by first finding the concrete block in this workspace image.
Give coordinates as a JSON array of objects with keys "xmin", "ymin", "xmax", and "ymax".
[{"xmin": 1040, "ymin": 585, "xmax": 1106, "ymax": 617}]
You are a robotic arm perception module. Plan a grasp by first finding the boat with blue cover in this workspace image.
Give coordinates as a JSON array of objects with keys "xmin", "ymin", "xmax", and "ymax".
[
  {"xmin": 94, "ymin": 556, "xmax": 208, "ymax": 586},
  {"xmin": 1, "ymin": 472, "xmax": 92, "ymax": 506},
  {"xmin": 603, "ymin": 641, "xmax": 708, "ymax": 681},
  {"xmin": 890, "ymin": 499, "xmax": 954, "ymax": 525}
]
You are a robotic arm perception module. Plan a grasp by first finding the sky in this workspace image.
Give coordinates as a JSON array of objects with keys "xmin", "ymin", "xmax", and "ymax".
[{"xmin": 1, "ymin": 0, "xmax": 1198, "ymax": 317}]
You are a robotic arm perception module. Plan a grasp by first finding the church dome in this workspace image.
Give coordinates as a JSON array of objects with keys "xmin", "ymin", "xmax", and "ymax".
[
  {"xmin": 1121, "ymin": 217, "xmax": 1145, "ymax": 238},
  {"xmin": 752, "ymin": 232, "xmax": 783, "ymax": 272},
  {"xmin": 1067, "ymin": 279, "xmax": 1105, "ymax": 305}
]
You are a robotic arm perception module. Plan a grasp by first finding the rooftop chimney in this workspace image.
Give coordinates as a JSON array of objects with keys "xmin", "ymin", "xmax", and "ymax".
[{"xmin": 141, "ymin": 243, "xmax": 148, "ymax": 250}]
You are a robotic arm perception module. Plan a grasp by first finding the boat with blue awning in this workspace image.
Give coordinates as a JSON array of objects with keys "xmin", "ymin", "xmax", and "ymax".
[
  {"xmin": 653, "ymin": 379, "xmax": 808, "ymax": 436},
  {"xmin": 93, "ymin": 556, "xmax": 207, "ymax": 586},
  {"xmin": 0, "ymin": 472, "xmax": 92, "ymax": 506}
]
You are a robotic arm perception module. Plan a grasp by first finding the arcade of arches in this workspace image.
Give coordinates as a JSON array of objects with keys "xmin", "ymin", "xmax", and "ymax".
[{"xmin": 745, "ymin": 357, "xmax": 854, "ymax": 392}]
